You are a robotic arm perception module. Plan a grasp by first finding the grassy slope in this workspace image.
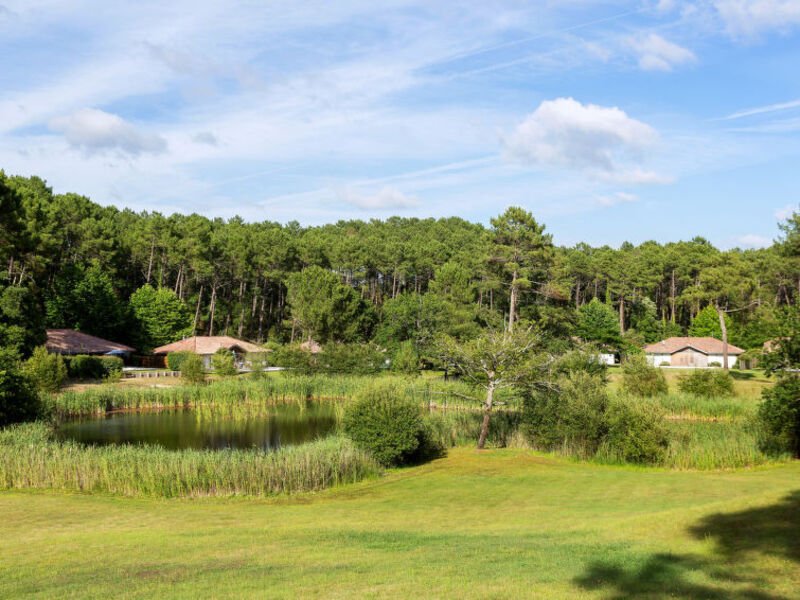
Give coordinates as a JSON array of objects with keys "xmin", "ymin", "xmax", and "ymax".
[{"xmin": 2, "ymin": 448, "xmax": 798, "ymax": 599}]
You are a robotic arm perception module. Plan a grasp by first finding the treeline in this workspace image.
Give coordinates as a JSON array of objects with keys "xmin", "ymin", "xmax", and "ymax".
[{"xmin": 2, "ymin": 170, "xmax": 800, "ymax": 355}]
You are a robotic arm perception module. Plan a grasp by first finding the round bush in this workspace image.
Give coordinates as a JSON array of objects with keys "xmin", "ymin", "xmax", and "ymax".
[
  {"xmin": 620, "ymin": 355, "xmax": 668, "ymax": 397},
  {"xmin": 211, "ymin": 348, "xmax": 237, "ymax": 376},
  {"xmin": 180, "ymin": 353, "xmax": 206, "ymax": 384},
  {"xmin": 342, "ymin": 382, "xmax": 425, "ymax": 466},
  {"xmin": 23, "ymin": 346, "xmax": 67, "ymax": 393},
  {"xmin": 677, "ymin": 370, "xmax": 734, "ymax": 398},
  {"xmin": 522, "ymin": 372, "xmax": 609, "ymax": 456},
  {"xmin": 604, "ymin": 397, "xmax": 669, "ymax": 464},
  {"xmin": 167, "ymin": 351, "xmax": 192, "ymax": 372},
  {"xmin": 66, "ymin": 355, "xmax": 105, "ymax": 380}
]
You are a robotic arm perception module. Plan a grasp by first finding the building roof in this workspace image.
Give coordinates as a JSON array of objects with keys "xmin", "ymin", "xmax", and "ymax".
[
  {"xmin": 642, "ymin": 337, "xmax": 745, "ymax": 355},
  {"xmin": 153, "ymin": 335, "xmax": 263, "ymax": 355},
  {"xmin": 46, "ymin": 329, "xmax": 136, "ymax": 355}
]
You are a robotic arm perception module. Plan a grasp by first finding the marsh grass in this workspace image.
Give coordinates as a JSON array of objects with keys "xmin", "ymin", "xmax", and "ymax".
[
  {"xmin": 0, "ymin": 422, "xmax": 381, "ymax": 497},
  {"xmin": 37, "ymin": 373, "xmax": 785, "ymax": 474},
  {"xmin": 45, "ymin": 374, "xmax": 508, "ymax": 418},
  {"xmin": 663, "ymin": 420, "xmax": 790, "ymax": 469},
  {"xmin": 654, "ymin": 393, "xmax": 759, "ymax": 420}
]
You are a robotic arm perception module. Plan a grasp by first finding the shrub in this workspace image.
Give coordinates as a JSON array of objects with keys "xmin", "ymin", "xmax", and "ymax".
[
  {"xmin": 522, "ymin": 372, "xmax": 609, "ymax": 457},
  {"xmin": 709, "ymin": 361, "xmax": 722, "ymax": 368},
  {"xmin": 391, "ymin": 341, "xmax": 420, "ymax": 374},
  {"xmin": 99, "ymin": 356, "xmax": 123, "ymax": 380},
  {"xmin": 23, "ymin": 346, "xmax": 67, "ymax": 393},
  {"xmin": 757, "ymin": 375, "xmax": 800, "ymax": 457},
  {"xmin": 551, "ymin": 349, "xmax": 608, "ymax": 380},
  {"xmin": 677, "ymin": 369, "xmax": 734, "ymax": 398},
  {"xmin": 659, "ymin": 361, "xmax": 670, "ymax": 367},
  {"xmin": 620, "ymin": 354, "xmax": 668, "ymax": 397},
  {"xmin": 167, "ymin": 351, "xmax": 193, "ymax": 372},
  {"xmin": 211, "ymin": 348, "xmax": 237, "ymax": 376},
  {"xmin": 0, "ymin": 348, "xmax": 40, "ymax": 426},
  {"xmin": 603, "ymin": 397, "xmax": 669, "ymax": 464},
  {"xmin": 247, "ymin": 352, "xmax": 269, "ymax": 379},
  {"xmin": 180, "ymin": 353, "xmax": 206, "ymax": 384},
  {"xmin": 67, "ymin": 354, "xmax": 105, "ymax": 379},
  {"xmin": 342, "ymin": 381, "xmax": 432, "ymax": 466},
  {"xmin": 321, "ymin": 343, "xmax": 384, "ymax": 375},
  {"xmin": 273, "ymin": 344, "xmax": 318, "ymax": 374}
]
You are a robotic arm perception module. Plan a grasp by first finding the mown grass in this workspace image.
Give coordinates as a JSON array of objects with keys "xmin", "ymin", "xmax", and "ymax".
[
  {"xmin": 0, "ymin": 448, "xmax": 798, "ymax": 599},
  {"xmin": 0, "ymin": 423, "xmax": 381, "ymax": 497}
]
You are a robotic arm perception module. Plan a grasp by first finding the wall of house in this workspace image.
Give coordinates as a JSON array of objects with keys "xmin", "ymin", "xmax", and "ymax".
[
  {"xmin": 707, "ymin": 353, "xmax": 738, "ymax": 367},
  {"xmin": 646, "ymin": 353, "xmax": 671, "ymax": 366},
  {"xmin": 592, "ymin": 353, "xmax": 615, "ymax": 365},
  {"xmin": 671, "ymin": 349, "xmax": 708, "ymax": 367},
  {"xmin": 646, "ymin": 351, "xmax": 739, "ymax": 368}
]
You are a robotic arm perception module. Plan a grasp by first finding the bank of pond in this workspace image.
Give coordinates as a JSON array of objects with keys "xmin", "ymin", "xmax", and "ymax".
[{"xmin": 0, "ymin": 375, "xmax": 791, "ymax": 499}]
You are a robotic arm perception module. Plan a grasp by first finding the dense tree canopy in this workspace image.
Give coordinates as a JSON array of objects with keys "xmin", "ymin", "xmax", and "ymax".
[{"xmin": 0, "ymin": 171, "xmax": 798, "ymax": 358}]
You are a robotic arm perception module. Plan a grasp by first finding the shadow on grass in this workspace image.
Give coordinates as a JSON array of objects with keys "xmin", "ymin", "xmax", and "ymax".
[
  {"xmin": 575, "ymin": 491, "xmax": 800, "ymax": 599},
  {"xmin": 729, "ymin": 371, "xmax": 757, "ymax": 381}
]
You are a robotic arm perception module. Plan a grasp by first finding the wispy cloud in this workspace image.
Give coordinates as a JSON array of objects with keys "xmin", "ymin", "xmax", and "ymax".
[
  {"xmin": 721, "ymin": 98, "xmax": 800, "ymax": 120},
  {"xmin": 48, "ymin": 108, "xmax": 167, "ymax": 156},
  {"xmin": 337, "ymin": 186, "xmax": 420, "ymax": 210},
  {"xmin": 629, "ymin": 33, "xmax": 695, "ymax": 71},
  {"xmin": 775, "ymin": 204, "xmax": 796, "ymax": 220},
  {"xmin": 596, "ymin": 191, "xmax": 639, "ymax": 206},
  {"xmin": 714, "ymin": 0, "xmax": 800, "ymax": 37}
]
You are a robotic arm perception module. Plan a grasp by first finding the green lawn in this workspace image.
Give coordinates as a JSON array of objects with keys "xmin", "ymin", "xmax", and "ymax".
[{"xmin": 2, "ymin": 448, "xmax": 798, "ymax": 599}]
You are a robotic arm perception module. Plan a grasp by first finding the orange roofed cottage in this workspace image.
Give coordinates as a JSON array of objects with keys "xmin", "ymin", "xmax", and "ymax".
[
  {"xmin": 46, "ymin": 329, "xmax": 135, "ymax": 357},
  {"xmin": 643, "ymin": 337, "xmax": 745, "ymax": 368},
  {"xmin": 153, "ymin": 336, "xmax": 263, "ymax": 369}
]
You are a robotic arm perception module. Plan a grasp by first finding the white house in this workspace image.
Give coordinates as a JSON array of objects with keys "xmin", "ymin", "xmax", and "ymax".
[{"xmin": 643, "ymin": 337, "xmax": 745, "ymax": 368}]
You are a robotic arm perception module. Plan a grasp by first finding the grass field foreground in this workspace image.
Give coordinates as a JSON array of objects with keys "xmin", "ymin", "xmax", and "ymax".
[{"xmin": 1, "ymin": 448, "xmax": 798, "ymax": 599}]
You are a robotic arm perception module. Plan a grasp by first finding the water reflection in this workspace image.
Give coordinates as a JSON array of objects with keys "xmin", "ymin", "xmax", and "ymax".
[{"xmin": 56, "ymin": 403, "xmax": 338, "ymax": 451}]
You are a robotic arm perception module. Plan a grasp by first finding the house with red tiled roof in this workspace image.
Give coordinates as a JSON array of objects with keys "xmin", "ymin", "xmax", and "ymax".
[
  {"xmin": 153, "ymin": 336, "xmax": 264, "ymax": 369},
  {"xmin": 643, "ymin": 337, "xmax": 745, "ymax": 368},
  {"xmin": 46, "ymin": 329, "xmax": 135, "ymax": 356}
]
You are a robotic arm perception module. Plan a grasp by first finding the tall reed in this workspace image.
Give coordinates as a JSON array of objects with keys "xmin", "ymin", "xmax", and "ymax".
[
  {"xmin": 46, "ymin": 374, "xmax": 509, "ymax": 418},
  {"xmin": 0, "ymin": 423, "xmax": 381, "ymax": 498}
]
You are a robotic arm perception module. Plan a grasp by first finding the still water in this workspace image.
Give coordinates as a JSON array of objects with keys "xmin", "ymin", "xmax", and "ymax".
[{"xmin": 56, "ymin": 403, "xmax": 338, "ymax": 451}]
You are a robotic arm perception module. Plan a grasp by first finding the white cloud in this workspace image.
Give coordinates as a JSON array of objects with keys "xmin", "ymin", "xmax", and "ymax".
[
  {"xmin": 338, "ymin": 186, "xmax": 420, "ymax": 210},
  {"xmin": 596, "ymin": 191, "xmax": 639, "ymax": 206},
  {"xmin": 714, "ymin": 0, "xmax": 800, "ymax": 37},
  {"xmin": 48, "ymin": 108, "xmax": 166, "ymax": 156},
  {"xmin": 775, "ymin": 204, "xmax": 796, "ymax": 220},
  {"xmin": 503, "ymin": 97, "xmax": 665, "ymax": 182},
  {"xmin": 630, "ymin": 33, "xmax": 695, "ymax": 71}
]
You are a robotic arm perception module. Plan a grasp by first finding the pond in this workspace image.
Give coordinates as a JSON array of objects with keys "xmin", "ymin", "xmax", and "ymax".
[{"xmin": 56, "ymin": 402, "xmax": 338, "ymax": 451}]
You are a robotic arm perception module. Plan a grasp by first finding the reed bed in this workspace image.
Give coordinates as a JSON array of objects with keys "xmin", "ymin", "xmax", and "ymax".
[
  {"xmin": 45, "ymin": 374, "xmax": 507, "ymax": 418},
  {"xmin": 662, "ymin": 420, "xmax": 789, "ymax": 470},
  {"xmin": 0, "ymin": 423, "xmax": 381, "ymax": 498},
  {"xmin": 653, "ymin": 392, "xmax": 760, "ymax": 420}
]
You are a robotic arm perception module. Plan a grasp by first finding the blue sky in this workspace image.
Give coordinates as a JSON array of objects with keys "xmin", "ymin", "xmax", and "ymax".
[{"xmin": 1, "ymin": 1, "xmax": 800, "ymax": 248}]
